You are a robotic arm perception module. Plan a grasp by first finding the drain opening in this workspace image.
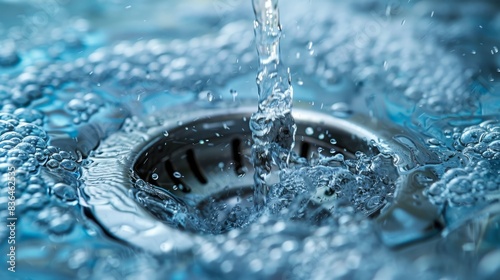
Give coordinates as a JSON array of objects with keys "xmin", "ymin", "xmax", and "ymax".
[
  {"xmin": 132, "ymin": 109, "xmax": 386, "ymax": 234},
  {"xmin": 231, "ymin": 138, "xmax": 246, "ymax": 176},
  {"xmin": 186, "ymin": 149, "xmax": 208, "ymax": 185},
  {"xmin": 81, "ymin": 106, "xmax": 444, "ymax": 252},
  {"xmin": 300, "ymin": 142, "xmax": 310, "ymax": 158}
]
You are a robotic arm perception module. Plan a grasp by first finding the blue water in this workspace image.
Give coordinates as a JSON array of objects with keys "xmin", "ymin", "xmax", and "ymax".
[{"xmin": 0, "ymin": 0, "xmax": 499, "ymax": 279}]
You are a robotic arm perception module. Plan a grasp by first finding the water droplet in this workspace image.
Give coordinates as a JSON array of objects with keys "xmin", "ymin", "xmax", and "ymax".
[
  {"xmin": 305, "ymin": 127, "xmax": 314, "ymax": 135},
  {"xmin": 52, "ymin": 183, "xmax": 77, "ymax": 202},
  {"xmin": 330, "ymin": 139, "xmax": 337, "ymax": 145},
  {"xmin": 152, "ymin": 173, "xmax": 159, "ymax": 180},
  {"xmin": 460, "ymin": 128, "xmax": 485, "ymax": 146},
  {"xmin": 207, "ymin": 91, "xmax": 214, "ymax": 102},
  {"xmin": 230, "ymin": 89, "xmax": 238, "ymax": 101},
  {"xmin": 173, "ymin": 171, "xmax": 182, "ymax": 178},
  {"xmin": 163, "ymin": 130, "xmax": 169, "ymax": 137},
  {"xmin": 330, "ymin": 102, "xmax": 352, "ymax": 117},
  {"xmin": 60, "ymin": 159, "xmax": 77, "ymax": 171}
]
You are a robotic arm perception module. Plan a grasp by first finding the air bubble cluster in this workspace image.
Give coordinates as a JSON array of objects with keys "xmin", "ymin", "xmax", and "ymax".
[
  {"xmin": 45, "ymin": 146, "xmax": 79, "ymax": 173},
  {"xmin": 58, "ymin": 22, "xmax": 253, "ymax": 93},
  {"xmin": 426, "ymin": 120, "xmax": 500, "ymax": 207},
  {"xmin": 67, "ymin": 92, "xmax": 104, "ymax": 124},
  {"xmin": 0, "ymin": 110, "xmax": 48, "ymax": 171},
  {"xmin": 36, "ymin": 205, "xmax": 76, "ymax": 235},
  {"xmin": 197, "ymin": 211, "xmax": 434, "ymax": 280},
  {"xmin": 426, "ymin": 160, "xmax": 499, "ymax": 207},
  {"xmin": 284, "ymin": 1, "xmax": 475, "ymax": 117},
  {"xmin": 454, "ymin": 120, "xmax": 500, "ymax": 160},
  {"xmin": 0, "ymin": 107, "xmax": 81, "ymax": 239},
  {"xmin": 273, "ymin": 151, "xmax": 398, "ymax": 217}
]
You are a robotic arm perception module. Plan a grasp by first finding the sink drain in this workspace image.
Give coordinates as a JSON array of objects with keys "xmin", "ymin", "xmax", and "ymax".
[
  {"xmin": 80, "ymin": 102, "xmax": 444, "ymax": 254},
  {"xmin": 132, "ymin": 105, "xmax": 381, "ymax": 233}
]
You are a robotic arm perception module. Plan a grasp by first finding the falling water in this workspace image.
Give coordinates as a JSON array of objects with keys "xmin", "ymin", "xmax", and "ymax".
[
  {"xmin": 1, "ymin": 0, "xmax": 499, "ymax": 278},
  {"xmin": 250, "ymin": 0, "xmax": 297, "ymax": 209}
]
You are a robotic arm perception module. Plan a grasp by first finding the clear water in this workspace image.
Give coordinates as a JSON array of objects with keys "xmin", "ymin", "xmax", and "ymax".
[
  {"xmin": 250, "ymin": 0, "xmax": 296, "ymax": 209},
  {"xmin": 0, "ymin": 0, "xmax": 499, "ymax": 279}
]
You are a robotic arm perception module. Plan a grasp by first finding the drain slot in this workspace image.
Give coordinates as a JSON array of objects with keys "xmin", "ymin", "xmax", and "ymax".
[
  {"xmin": 299, "ymin": 142, "xmax": 310, "ymax": 158},
  {"xmin": 186, "ymin": 149, "xmax": 208, "ymax": 185},
  {"xmin": 231, "ymin": 138, "xmax": 246, "ymax": 176}
]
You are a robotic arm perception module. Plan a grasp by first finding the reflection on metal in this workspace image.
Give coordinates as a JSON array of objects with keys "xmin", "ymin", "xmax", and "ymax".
[{"xmin": 81, "ymin": 102, "xmax": 444, "ymax": 253}]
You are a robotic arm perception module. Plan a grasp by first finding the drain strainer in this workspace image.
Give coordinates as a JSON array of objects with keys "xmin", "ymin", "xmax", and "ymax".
[
  {"xmin": 81, "ymin": 103, "xmax": 443, "ymax": 254},
  {"xmin": 132, "ymin": 105, "xmax": 381, "ymax": 233}
]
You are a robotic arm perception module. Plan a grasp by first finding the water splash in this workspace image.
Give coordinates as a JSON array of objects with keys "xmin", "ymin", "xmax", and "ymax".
[
  {"xmin": 1, "ymin": 0, "xmax": 499, "ymax": 279},
  {"xmin": 250, "ymin": 0, "xmax": 297, "ymax": 209}
]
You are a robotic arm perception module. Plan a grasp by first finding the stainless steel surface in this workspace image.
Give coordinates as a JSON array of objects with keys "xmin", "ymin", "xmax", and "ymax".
[{"xmin": 81, "ymin": 103, "xmax": 443, "ymax": 253}]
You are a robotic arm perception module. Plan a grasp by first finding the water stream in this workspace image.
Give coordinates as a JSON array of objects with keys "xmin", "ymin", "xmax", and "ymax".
[{"xmin": 250, "ymin": 0, "xmax": 296, "ymax": 209}]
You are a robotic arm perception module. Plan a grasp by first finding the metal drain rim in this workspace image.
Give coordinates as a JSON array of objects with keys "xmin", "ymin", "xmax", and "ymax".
[
  {"xmin": 80, "ymin": 102, "xmax": 443, "ymax": 254},
  {"xmin": 133, "ymin": 106, "xmax": 381, "ymax": 207}
]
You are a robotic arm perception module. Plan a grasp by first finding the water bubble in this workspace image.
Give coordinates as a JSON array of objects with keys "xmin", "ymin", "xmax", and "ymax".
[
  {"xmin": 460, "ymin": 127, "xmax": 485, "ymax": 146},
  {"xmin": 488, "ymin": 140, "xmax": 500, "ymax": 152},
  {"xmin": 305, "ymin": 127, "xmax": 314, "ymax": 135},
  {"xmin": 173, "ymin": 172, "xmax": 182, "ymax": 178},
  {"xmin": 221, "ymin": 260, "xmax": 234, "ymax": 273},
  {"xmin": 49, "ymin": 215, "xmax": 74, "ymax": 235},
  {"xmin": 68, "ymin": 99, "xmax": 87, "ymax": 111},
  {"xmin": 163, "ymin": 130, "xmax": 169, "ymax": 137},
  {"xmin": 52, "ymin": 183, "xmax": 77, "ymax": 202},
  {"xmin": 330, "ymin": 139, "xmax": 337, "ymax": 145},
  {"xmin": 46, "ymin": 159, "xmax": 60, "ymax": 169},
  {"xmin": 330, "ymin": 103, "xmax": 352, "ymax": 117},
  {"xmin": 0, "ymin": 48, "xmax": 20, "ymax": 67},
  {"xmin": 218, "ymin": 162, "xmax": 225, "ymax": 170},
  {"xmin": 152, "ymin": 173, "xmax": 159, "ymax": 180},
  {"xmin": 249, "ymin": 259, "xmax": 263, "ymax": 272},
  {"xmin": 60, "ymin": 159, "xmax": 77, "ymax": 172},
  {"xmin": 203, "ymin": 91, "xmax": 214, "ymax": 102}
]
